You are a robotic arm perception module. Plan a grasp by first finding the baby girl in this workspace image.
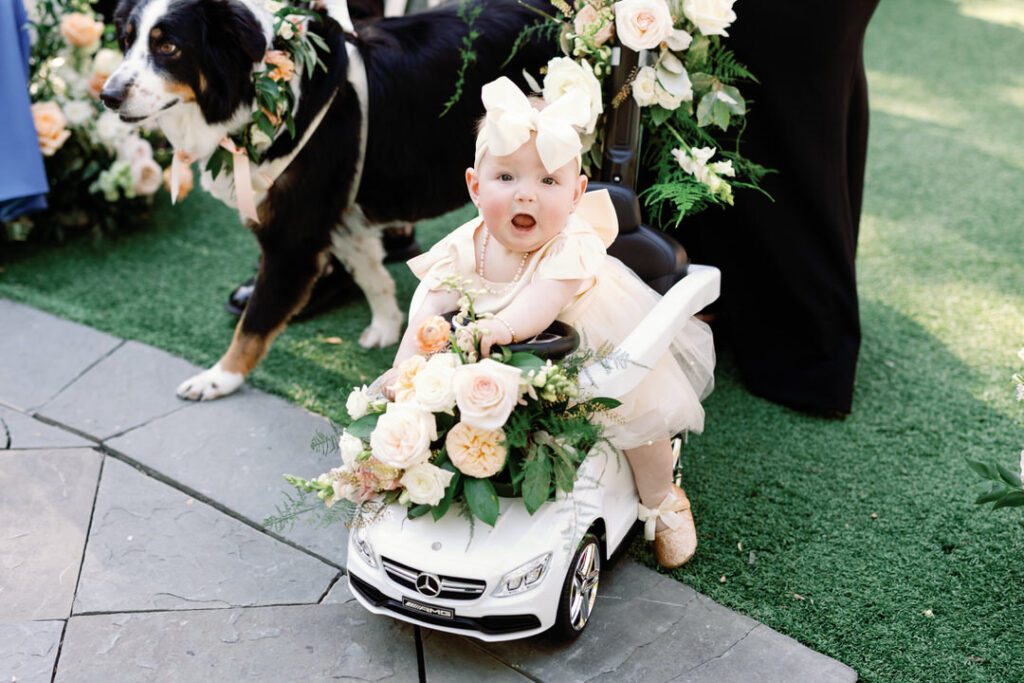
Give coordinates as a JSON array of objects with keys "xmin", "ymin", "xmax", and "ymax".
[{"xmin": 381, "ymin": 77, "xmax": 714, "ymax": 568}]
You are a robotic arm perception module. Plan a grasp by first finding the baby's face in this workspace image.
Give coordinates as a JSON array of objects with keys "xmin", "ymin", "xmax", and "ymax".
[{"xmin": 467, "ymin": 135, "xmax": 587, "ymax": 254}]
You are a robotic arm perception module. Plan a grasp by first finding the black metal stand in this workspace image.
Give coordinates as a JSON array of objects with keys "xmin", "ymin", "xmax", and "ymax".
[{"xmin": 414, "ymin": 625, "xmax": 427, "ymax": 682}]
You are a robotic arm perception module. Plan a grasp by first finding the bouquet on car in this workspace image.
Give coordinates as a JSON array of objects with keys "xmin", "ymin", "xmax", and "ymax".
[{"xmin": 281, "ymin": 277, "xmax": 619, "ymax": 527}]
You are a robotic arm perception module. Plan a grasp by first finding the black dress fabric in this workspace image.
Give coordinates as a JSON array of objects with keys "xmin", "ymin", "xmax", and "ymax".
[{"xmin": 678, "ymin": 0, "xmax": 880, "ymax": 415}]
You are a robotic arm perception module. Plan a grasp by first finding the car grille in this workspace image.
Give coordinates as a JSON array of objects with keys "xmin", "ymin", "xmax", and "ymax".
[{"xmin": 381, "ymin": 556, "xmax": 487, "ymax": 600}]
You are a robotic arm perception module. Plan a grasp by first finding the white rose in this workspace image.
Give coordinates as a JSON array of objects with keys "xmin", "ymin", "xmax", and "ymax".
[
  {"xmin": 632, "ymin": 66, "xmax": 658, "ymax": 107},
  {"xmin": 682, "ymin": 0, "xmax": 737, "ymax": 37},
  {"xmin": 413, "ymin": 363, "xmax": 457, "ymax": 414},
  {"xmin": 92, "ymin": 48, "xmax": 123, "ymax": 78},
  {"xmin": 95, "ymin": 110, "xmax": 130, "ymax": 149},
  {"xmin": 400, "ymin": 462, "xmax": 455, "ymax": 506},
  {"xmin": 63, "ymin": 100, "xmax": 93, "ymax": 126},
  {"xmin": 542, "ymin": 57, "xmax": 604, "ymax": 134},
  {"xmin": 427, "ymin": 352, "xmax": 461, "ymax": 370},
  {"xmin": 339, "ymin": 430, "xmax": 365, "ymax": 467},
  {"xmin": 370, "ymin": 402, "xmax": 437, "ymax": 469},
  {"xmin": 614, "ymin": 0, "xmax": 673, "ymax": 51},
  {"xmin": 118, "ymin": 134, "xmax": 153, "ymax": 163},
  {"xmin": 346, "ymin": 385, "xmax": 371, "ymax": 420},
  {"xmin": 453, "ymin": 358, "xmax": 523, "ymax": 431},
  {"xmin": 131, "ymin": 157, "xmax": 162, "ymax": 196}
]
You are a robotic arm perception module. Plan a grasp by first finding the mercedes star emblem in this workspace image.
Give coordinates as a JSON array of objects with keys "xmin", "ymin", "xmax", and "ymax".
[{"xmin": 415, "ymin": 572, "xmax": 442, "ymax": 598}]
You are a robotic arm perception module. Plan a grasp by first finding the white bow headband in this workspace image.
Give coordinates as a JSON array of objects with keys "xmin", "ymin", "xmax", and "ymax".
[{"xmin": 474, "ymin": 77, "xmax": 591, "ymax": 173}]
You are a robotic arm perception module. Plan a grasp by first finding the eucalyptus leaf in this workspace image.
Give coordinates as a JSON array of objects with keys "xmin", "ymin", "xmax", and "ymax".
[
  {"xmin": 993, "ymin": 491, "xmax": 1024, "ymax": 509},
  {"xmin": 464, "ymin": 477, "xmax": 499, "ymax": 526},
  {"xmin": 965, "ymin": 459, "xmax": 999, "ymax": 481},
  {"xmin": 686, "ymin": 36, "xmax": 710, "ymax": 70},
  {"xmin": 649, "ymin": 106, "xmax": 673, "ymax": 128},
  {"xmin": 720, "ymin": 84, "xmax": 746, "ymax": 115},
  {"xmin": 975, "ymin": 483, "xmax": 1007, "ymax": 505},
  {"xmin": 996, "ymin": 462, "xmax": 1022, "ymax": 489},
  {"xmin": 522, "ymin": 448, "xmax": 552, "ymax": 514},
  {"xmin": 346, "ymin": 412, "xmax": 381, "ymax": 440},
  {"xmin": 696, "ymin": 92, "xmax": 716, "ymax": 127}
]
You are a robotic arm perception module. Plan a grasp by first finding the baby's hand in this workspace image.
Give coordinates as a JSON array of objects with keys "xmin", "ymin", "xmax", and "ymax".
[
  {"xmin": 375, "ymin": 367, "xmax": 400, "ymax": 402},
  {"xmin": 478, "ymin": 320, "xmax": 514, "ymax": 359}
]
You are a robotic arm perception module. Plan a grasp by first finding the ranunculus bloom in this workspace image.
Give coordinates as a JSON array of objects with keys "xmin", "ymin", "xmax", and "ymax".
[
  {"xmin": 162, "ymin": 164, "xmax": 194, "ymax": 200},
  {"xmin": 416, "ymin": 315, "xmax": 452, "ymax": 354},
  {"xmin": 453, "ymin": 358, "xmax": 522, "ymax": 430},
  {"xmin": 264, "ymin": 50, "xmax": 295, "ymax": 82},
  {"xmin": 370, "ymin": 402, "xmax": 437, "ymax": 469},
  {"xmin": 543, "ymin": 57, "xmax": 603, "ymax": 134},
  {"xmin": 400, "ymin": 462, "xmax": 455, "ymax": 506},
  {"xmin": 391, "ymin": 354, "xmax": 427, "ymax": 403},
  {"xmin": 131, "ymin": 157, "xmax": 163, "ymax": 196},
  {"xmin": 682, "ymin": 0, "xmax": 737, "ymax": 37},
  {"xmin": 614, "ymin": 0, "xmax": 673, "ymax": 51},
  {"xmin": 446, "ymin": 422, "xmax": 507, "ymax": 478},
  {"xmin": 60, "ymin": 12, "xmax": 104, "ymax": 50},
  {"xmin": 32, "ymin": 102, "xmax": 71, "ymax": 157}
]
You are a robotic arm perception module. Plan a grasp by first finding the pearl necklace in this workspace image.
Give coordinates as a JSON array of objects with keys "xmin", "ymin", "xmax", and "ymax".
[{"xmin": 477, "ymin": 226, "xmax": 530, "ymax": 295}]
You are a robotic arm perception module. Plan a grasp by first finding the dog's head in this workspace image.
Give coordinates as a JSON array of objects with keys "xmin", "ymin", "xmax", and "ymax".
[{"xmin": 101, "ymin": 0, "xmax": 270, "ymax": 125}]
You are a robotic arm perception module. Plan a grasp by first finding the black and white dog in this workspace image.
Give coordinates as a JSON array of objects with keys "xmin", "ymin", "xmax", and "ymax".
[{"xmin": 101, "ymin": 0, "xmax": 553, "ymax": 400}]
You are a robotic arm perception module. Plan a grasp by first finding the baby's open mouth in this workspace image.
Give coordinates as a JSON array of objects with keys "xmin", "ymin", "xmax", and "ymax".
[{"xmin": 511, "ymin": 214, "xmax": 536, "ymax": 230}]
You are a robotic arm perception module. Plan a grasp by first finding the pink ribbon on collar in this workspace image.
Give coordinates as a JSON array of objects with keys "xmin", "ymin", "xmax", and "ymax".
[
  {"xmin": 169, "ymin": 149, "xmax": 195, "ymax": 205},
  {"xmin": 219, "ymin": 137, "xmax": 260, "ymax": 224}
]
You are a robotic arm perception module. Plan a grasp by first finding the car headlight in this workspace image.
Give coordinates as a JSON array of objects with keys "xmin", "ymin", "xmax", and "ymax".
[
  {"xmin": 492, "ymin": 552, "xmax": 552, "ymax": 597},
  {"xmin": 351, "ymin": 527, "xmax": 377, "ymax": 568}
]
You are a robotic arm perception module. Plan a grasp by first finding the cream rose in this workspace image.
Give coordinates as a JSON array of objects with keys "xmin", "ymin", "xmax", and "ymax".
[
  {"xmin": 453, "ymin": 358, "xmax": 522, "ymax": 430},
  {"xmin": 400, "ymin": 462, "xmax": 455, "ymax": 506},
  {"xmin": 339, "ymin": 430, "xmax": 365, "ymax": 467},
  {"xmin": 31, "ymin": 102, "xmax": 71, "ymax": 157},
  {"xmin": 369, "ymin": 402, "xmax": 437, "ymax": 469},
  {"xmin": 391, "ymin": 355, "xmax": 427, "ymax": 403},
  {"xmin": 346, "ymin": 384, "xmax": 372, "ymax": 420},
  {"xmin": 614, "ymin": 0, "xmax": 673, "ymax": 51},
  {"xmin": 60, "ymin": 12, "xmax": 104, "ymax": 50},
  {"xmin": 131, "ymin": 157, "xmax": 162, "ymax": 196},
  {"xmin": 542, "ymin": 57, "xmax": 603, "ymax": 134},
  {"xmin": 412, "ymin": 362, "xmax": 457, "ymax": 414},
  {"xmin": 445, "ymin": 422, "xmax": 507, "ymax": 478},
  {"xmin": 632, "ymin": 66, "xmax": 658, "ymax": 107},
  {"xmin": 682, "ymin": 0, "xmax": 737, "ymax": 37}
]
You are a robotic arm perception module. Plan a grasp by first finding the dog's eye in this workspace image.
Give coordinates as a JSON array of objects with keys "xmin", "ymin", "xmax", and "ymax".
[{"xmin": 157, "ymin": 42, "xmax": 179, "ymax": 56}]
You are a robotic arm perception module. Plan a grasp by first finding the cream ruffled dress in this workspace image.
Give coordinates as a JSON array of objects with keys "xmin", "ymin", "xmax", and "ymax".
[{"xmin": 408, "ymin": 190, "xmax": 715, "ymax": 450}]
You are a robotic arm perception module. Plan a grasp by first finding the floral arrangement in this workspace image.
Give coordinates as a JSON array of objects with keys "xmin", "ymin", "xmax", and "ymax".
[
  {"xmin": 5, "ymin": 0, "xmax": 179, "ymax": 242},
  {"xmin": 276, "ymin": 278, "xmax": 620, "ymax": 527},
  {"xmin": 968, "ymin": 348, "xmax": 1024, "ymax": 511},
  {"xmin": 204, "ymin": 1, "xmax": 329, "ymax": 180},
  {"xmin": 507, "ymin": 0, "xmax": 767, "ymax": 227}
]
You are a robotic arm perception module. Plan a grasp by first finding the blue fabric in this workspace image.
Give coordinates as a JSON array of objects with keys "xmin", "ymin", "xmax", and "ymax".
[{"xmin": 0, "ymin": 0, "xmax": 49, "ymax": 219}]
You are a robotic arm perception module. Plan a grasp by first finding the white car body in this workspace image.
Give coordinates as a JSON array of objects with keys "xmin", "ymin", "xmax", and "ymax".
[{"xmin": 347, "ymin": 265, "xmax": 722, "ymax": 641}]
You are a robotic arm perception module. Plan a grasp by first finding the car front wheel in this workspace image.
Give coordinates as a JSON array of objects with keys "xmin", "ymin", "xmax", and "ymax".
[{"xmin": 550, "ymin": 532, "xmax": 601, "ymax": 640}]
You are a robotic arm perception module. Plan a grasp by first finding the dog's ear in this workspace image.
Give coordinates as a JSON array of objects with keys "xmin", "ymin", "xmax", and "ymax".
[
  {"xmin": 196, "ymin": 0, "xmax": 267, "ymax": 123},
  {"xmin": 113, "ymin": 0, "xmax": 142, "ymax": 45}
]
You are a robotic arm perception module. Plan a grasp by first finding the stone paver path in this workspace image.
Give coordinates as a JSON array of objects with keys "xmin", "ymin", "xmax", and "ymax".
[{"xmin": 0, "ymin": 299, "xmax": 857, "ymax": 682}]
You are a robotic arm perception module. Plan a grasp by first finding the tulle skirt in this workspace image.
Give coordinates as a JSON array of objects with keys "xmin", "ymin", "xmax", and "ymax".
[{"xmin": 559, "ymin": 256, "xmax": 715, "ymax": 450}]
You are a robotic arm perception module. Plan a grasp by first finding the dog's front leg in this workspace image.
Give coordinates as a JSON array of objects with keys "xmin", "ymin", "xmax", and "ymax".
[
  {"xmin": 330, "ymin": 215, "xmax": 404, "ymax": 349},
  {"xmin": 176, "ymin": 248, "xmax": 325, "ymax": 400}
]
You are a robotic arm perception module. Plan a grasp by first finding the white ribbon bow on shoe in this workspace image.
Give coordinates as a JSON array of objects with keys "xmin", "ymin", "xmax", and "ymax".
[
  {"xmin": 474, "ymin": 76, "xmax": 591, "ymax": 173},
  {"xmin": 638, "ymin": 493, "xmax": 685, "ymax": 541}
]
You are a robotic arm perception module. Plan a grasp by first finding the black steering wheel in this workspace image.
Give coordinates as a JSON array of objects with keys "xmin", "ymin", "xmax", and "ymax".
[{"xmin": 442, "ymin": 313, "xmax": 580, "ymax": 361}]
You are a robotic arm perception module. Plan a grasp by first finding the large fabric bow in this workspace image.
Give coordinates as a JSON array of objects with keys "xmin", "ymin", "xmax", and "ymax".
[
  {"xmin": 638, "ymin": 493, "xmax": 686, "ymax": 541},
  {"xmin": 475, "ymin": 76, "xmax": 591, "ymax": 173}
]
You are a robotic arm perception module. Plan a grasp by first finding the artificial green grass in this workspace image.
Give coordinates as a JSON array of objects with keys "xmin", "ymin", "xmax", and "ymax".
[{"xmin": 1, "ymin": 0, "xmax": 1022, "ymax": 680}]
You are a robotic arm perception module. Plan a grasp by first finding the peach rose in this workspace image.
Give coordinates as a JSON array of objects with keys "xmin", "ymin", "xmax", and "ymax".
[
  {"xmin": 446, "ymin": 422, "xmax": 507, "ymax": 478},
  {"xmin": 163, "ymin": 164, "xmax": 194, "ymax": 201},
  {"xmin": 416, "ymin": 315, "xmax": 452, "ymax": 354},
  {"xmin": 453, "ymin": 358, "xmax": 523, "ymax": 430},
  {"xmin": 32, "ymin": 102, "xmax": 71, "ymax": 157},
  {"xmin": 613, "ymin": 0, "xmax": 673, "ymax": 51},
  {"xmin": 369, "ymin": 402, "xmax": 437, "ymax": 469},
  {"xmin": 390, "ymin": 354, "xmax": 427, "ymax": 403},
  {"xmin": 60, "ymin": 13, "xmax": 104, "ymax": 50},
  {"xmin": 264, "ymin": 50, "xmax": 295, "ymax": 82}
]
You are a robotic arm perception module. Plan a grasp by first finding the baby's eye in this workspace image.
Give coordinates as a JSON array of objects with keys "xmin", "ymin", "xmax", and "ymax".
[
  {"xmin": 499, "ymin": 173, "xmax": 513, "ymax": 182},
  {"xmin": 542, "ymin": 177, "xmax": 557, "ymax": 185}
]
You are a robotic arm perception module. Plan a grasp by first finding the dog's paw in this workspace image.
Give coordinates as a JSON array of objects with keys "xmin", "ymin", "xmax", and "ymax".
[
  {"xmin": 176, "ymin": 364, "xmax": 245, "ymax": 401},
  {"xmin": 358, "ymin": 320, "xmax": 402, "ymax": 349}
]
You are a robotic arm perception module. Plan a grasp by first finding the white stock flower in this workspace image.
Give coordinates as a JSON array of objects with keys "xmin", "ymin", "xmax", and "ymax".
[
  {"xmin": 370, "ymin": 402, "xmax": 437, "ymax": 469},
  {"xmin": 95, "ymin": 110, "xmax": 130, "ymax": 149},
  {"xmin": 63, "ymin": 100, "xmax": 94, "ymax": 126},
  {"xmin": 682, "ymin": 0, "xmax": 737, "ymax": 37},
  {"xmin": 413, "ymin": 362, "xmax": 458, "ymax": 414},
  {"xmin": 453, "ymin": 358, "xmax": 523, "ymax": 431},
  {"xmin": 400, "ymin": 462, "xmax": 455, "ymax": 506},
  {"xmin": 339, "ymin": 430, "xmax": 365, "ymax": 467},
  {"xmin": 346, "ymin": 385, "xmax": 372, "ymax": 420},
  {"xmin": 131, "ymin": 157, "xmax": 162, "ymax": 196},
  {"xmin": 543, "ymin": 57, "xmax": 604, "ymax": 134},
  {"xmin": 710, "ymin": 159, "xmax": 735, "ymax": 177},
  {"xmin": 632, "ymin": 66, "xmax": 659, "ymax": 107},
  {"xmin": 614, "ymin": 0, "xmax": 673, "ymax": 51}
]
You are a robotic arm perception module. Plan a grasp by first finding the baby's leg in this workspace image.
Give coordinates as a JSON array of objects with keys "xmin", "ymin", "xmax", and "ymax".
[
  {"xmin": 624, "ymin": 440, "xmax": 675, "ymax": 532},
  {"xmin": 625, "ymin": 438, "xmax": 697, "ymax": 568}
]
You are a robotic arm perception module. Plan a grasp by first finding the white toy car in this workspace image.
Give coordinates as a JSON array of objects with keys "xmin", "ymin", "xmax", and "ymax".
[{"xmin": 347, "ymin": 265, "xmax": 721, "ymax": 641}]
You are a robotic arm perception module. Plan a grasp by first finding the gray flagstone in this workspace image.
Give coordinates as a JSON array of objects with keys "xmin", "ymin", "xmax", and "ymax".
[
  {"xmin": 73, "ymin": 458, "xmax": 337, "ymax": 614},
  {"xmin": 0, "ymin": 620, "xmax": 65, "ymax": 683},
  {"xmin": 0, "ymin": 404, "xmax": 92, "ymax": 449},
  {"xmin": 0, "ymin": 448, "xmax": 102, "ymax": 620}
]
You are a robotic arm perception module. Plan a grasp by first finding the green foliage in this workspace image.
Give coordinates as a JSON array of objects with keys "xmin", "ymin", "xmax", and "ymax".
[
  {"xmin": 440, "ymin": 0, "xmax": 486, "ymax": 117},
  {"xmin": 502, "ymin": 21, "xmax": 561, "ymax": 71},
  {"xmin": 463, "ymin": 476, "xmax": 500, "ymax": 525},
  {"xmin": 968, "ymin": 458, "xmax": 1024, "ymax": 509}
]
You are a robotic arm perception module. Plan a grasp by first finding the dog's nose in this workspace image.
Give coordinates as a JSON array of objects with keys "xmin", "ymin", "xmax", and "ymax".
[{"xmin": 100, "ymin": 87, "xmax": 124, "ymax": 111}]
